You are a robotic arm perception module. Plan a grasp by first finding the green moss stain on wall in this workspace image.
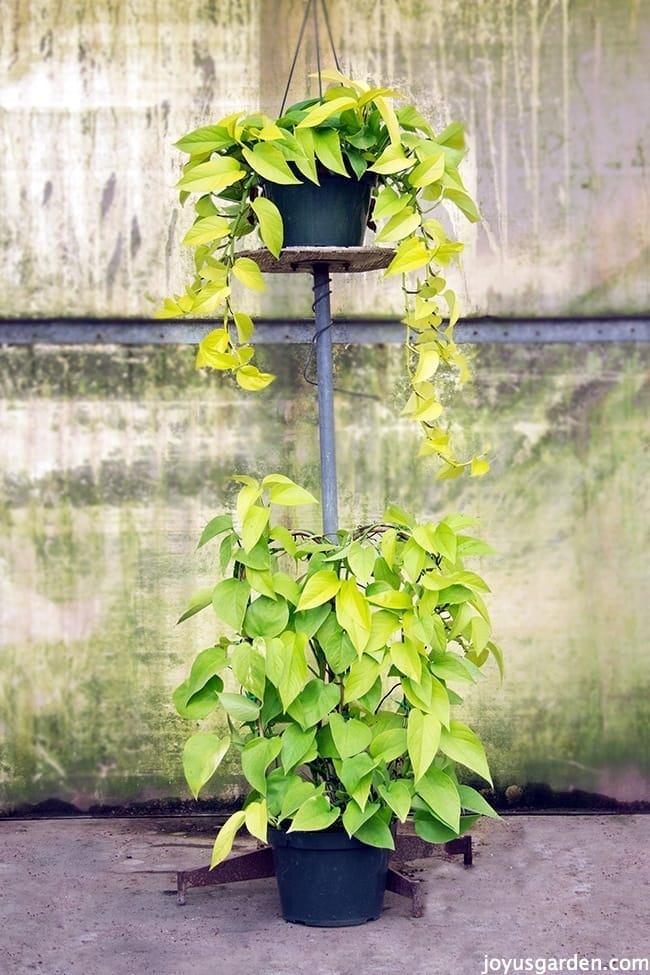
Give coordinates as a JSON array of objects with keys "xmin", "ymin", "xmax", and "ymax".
[{"xmin": 1, "ymin": 343, "xmax": 648, "ymax": 809}]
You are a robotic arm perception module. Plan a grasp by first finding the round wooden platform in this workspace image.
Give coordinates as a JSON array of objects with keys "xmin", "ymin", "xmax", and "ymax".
[{"xmin": 238, "ymin": 246, "xmax": 395, "ymax": 274}]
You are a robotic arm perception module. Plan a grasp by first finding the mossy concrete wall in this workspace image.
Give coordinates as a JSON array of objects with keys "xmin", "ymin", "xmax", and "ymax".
[
  {"xmin": 0, "ymin": 1, "xmax": 649, "ymax": 810},
  {"xmin": 1, "ymin": 343, "xmax": 648, "ymax": 809}
]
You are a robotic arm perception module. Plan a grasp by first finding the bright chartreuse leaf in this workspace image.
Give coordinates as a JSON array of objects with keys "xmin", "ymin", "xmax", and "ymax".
[
  {"xmin": 232, "ymin": 257, "xmax": 265, "ymax": 292},
  {"xmin": 288, "ymin": 795, "xmax": 340, "ymax": 832},
  {"xmin": 210, "ymin": 810, "xmax": 246, "ymax": 868},
  {"xmin": 217, "ymin": 692, "xmax": 260, "ymax": 723},
  {"xmin": 343, "ymin": 654, "xmax": 381, "ymax": 703},
  {"xmin": 182, "ymin": 215, "xmax": 231, "ymax": 247},
  {"xmin": 182, "ymin": 733, "xmax": 231, "ymax": 800},
  {"xmin": 176, "ymin": 157, "xmax": 245, "ymax": 193},
  {"xmin": 328, "ymin": 713, "xmax": 372, "ymax": 759},
  {"xmin": 296, "ymin": 95, "xmax": 358, "ymax": 128},
  {"xmin": 244, "ymin": 798, "xmax": 268, "ymax": 844},
  {"xmin": 212, "ymin": 578, "xmax": 250, "ymax": 631},
  {"xmin": 439, "ymin": 721, "xmax": 493, "ymax": 784},
  {"xmin": 457, "ymin": 784, "xmax": 500, "ymax": 819},
  {"xmin": 241, "ymin": 736, "xmax": 282, "ymax": 794},
  {"xmin": 296, "ymin": 570, "xmax": 341, "ymax": 611},
  {"xmin": 415, "ymin": 766, "xmax": 461, "ymax": 831},
  {"xmin": 243, "ymin": 595, "xmax": 289, "ymax": 639},
  {"xmin": 377, "ymin": 779, "xmax": 412, "ymax": 822},
  {"xmin": 287, "ymin": 679, "xmax": 340, "ymax": 731},
  {"xmin": 249, "ymin": 196, "xmax": 284, "ymax": 255},
  {"xmin": 197, "ymin": 514, "xmax": 233, "ymax": 549},
  {"xmin": 335, "ymin": 579, "xmax": 372, "ymax": 654},
  {"xmin": 242, "ymin": 143, "xmax": 302, "ymax": 184},
  {"xmin": 230, "ymin": 642, "xmax": 266, "ymax": 699},
  {"xmin": 262, "ymin": 474, "xmax": 318, "ymax": 506},
  {"xmin": 280, "ymin": 724, "xmax": 317, "ymax": 774},
  {"xmin": 407, "ymin": 709, "xmax": 441, "ymax": 782},
  {"xmin": 177, "ymin": 588, "xmax": 214, "ymax": 624}
]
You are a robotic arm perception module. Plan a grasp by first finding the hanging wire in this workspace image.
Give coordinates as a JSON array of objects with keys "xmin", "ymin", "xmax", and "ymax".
[
  {"xmin": 279, "ymin": 0, "xmax": 314, "ymax": 115},
  {"xmin": 277, "ymin": 3, "xmax": 369, "ymax": 400},
  {"xmin": 279, "ymin": 0, "xmax": 341, "ymax": 115},
  {"xmin": 319, "ymin": 0, "xmax": 341, "ymax": 71},
  {"xmin": 313, "ymin": 0, "xmax": 322, "ymax": 97}
]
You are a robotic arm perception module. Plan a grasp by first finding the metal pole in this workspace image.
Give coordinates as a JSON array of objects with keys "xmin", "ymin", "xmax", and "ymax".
[{"xmin": 312, "ymin": 264, "xmax": 338, "ymax": 540}]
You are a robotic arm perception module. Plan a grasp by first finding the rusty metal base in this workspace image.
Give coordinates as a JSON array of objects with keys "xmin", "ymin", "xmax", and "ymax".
[{"xmin": 176, "ymin": 831, "xmax": 472, "ymax": 918}]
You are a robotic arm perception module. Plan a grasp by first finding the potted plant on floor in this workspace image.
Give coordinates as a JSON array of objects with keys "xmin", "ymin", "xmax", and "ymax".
[
  {"xmin": 174, "ymin": 473, "xmax": 502, "ymax": 926},
  {"xmin": 158, "ymin": 68, "xmax": 486, "ymax": 478}
]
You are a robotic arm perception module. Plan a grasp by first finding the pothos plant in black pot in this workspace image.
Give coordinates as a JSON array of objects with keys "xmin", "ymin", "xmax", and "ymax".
[
  {"xmin": 174, "ymin": 474, "xmax": 502, "ymax": 925},
  {"xmin": 158, "ymin": 68, "xmax": 487, "ymax": 478}
]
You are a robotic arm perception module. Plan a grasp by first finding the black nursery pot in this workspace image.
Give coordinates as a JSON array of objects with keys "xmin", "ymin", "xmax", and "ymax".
[
  {"xmin": 263, "ymin": 172, "xmax": 374, "ymax": 247},
  {"xmin": 268, "ymin": 827, "xmax": 390, "ymax": 927}
]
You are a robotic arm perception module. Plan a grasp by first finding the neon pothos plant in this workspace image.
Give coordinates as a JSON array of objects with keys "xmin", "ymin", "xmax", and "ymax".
[
  {"xmin": 159, "ymin": 68, "xmax": 487, "ymax": 478},
  {"xmin": 174, "ymin": 474, "xmax": 503, "ymax": 867}
]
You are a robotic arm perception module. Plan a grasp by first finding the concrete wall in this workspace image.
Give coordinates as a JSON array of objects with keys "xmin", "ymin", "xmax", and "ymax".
[
  {"xmin": 1, "ymin": 0, "xmax": 648, "ymax": 318},
  {"xmin": 1, "ymin": 0, "xmax": 649, "ymax": 811}
]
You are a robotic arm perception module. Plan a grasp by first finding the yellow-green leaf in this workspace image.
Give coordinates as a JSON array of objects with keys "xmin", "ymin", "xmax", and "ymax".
[
  {"xmin": 296, "ymin": 570, "xmax": 341, "ymax": 611},
  {"xmin": 336, "ymin": 578, "xmax": 372, "ymax": 654},
  {"xmin": 444, "ymin": 187, "xmax": 481, "ymax": 222},
  {"xmin": 251, "ymin": 197, "xmax": 283, "ymax": 258},
  {"xmin": 414, "ymin": 349, "xmax": 440, "ymax": 383},
  {"xmin": 407, "ymin": 709, "xmax": 441, "ymax": 782},
  {"xmin": 182, "ymin": 215, "xmax": 231, "ymax": 247},
  {"xmin": 182, "ymin": 733, "xmax": 231, "ymax": 800},
  {"xmin": 192, "ymin": 285, "xmax": 231, "ymax": 316},
  {"xmin": 234, "ymin": 312, "xmax": 254, "ymax": 343},
  {"xmin": 176, "ymin": 157, "xmax": 245, "ymax": 194},
  {"xmin": 385, "ymin": 237, "xmax": 430, "ymax": 276},
  {"xmin": 373, "ymin": 185, "xmax": 409, "ymax": 220},
  {"xmin": 241, "ymin": 503, "xmax": 270, "ymax": 552},
  {"xmin": 288, "ymin": 795, "xmax": 340, "ymax": 832},
  {"xmin": 368, "ymin": 144, "xmax": 412, "ymax": 175},
  {"xmin": 390, "ymin": 639, "xmax": 422, "ymax": 682},
  {"xmin": 242, "ymin": 143, "xmax": 302, "ymax": 184},
  {"xmin": 210, "ymin": 810, "xmax": 246, "ymax": 868},
  {"xmin": 296, "ymin": 96, "xmax": 358, "ymax": 129},
  {"xmin": 470, "ymin": 458, "xmax": 490, "ymax": 478},
  {"xmin": 262, "ymin": 474, "xmax": 318, "ymax": 506},
  {"xmin": 233, "ymin": 257, "xmax": 265, "ymax": 291},
  {"xmin": 312, "ymin": 128, "xmax": 349, "ymax": 177},
  {"xmin": 235, "ymin": 365, "xmax": 276, "ymax": 390},
  {"xmin": 244, "ymin": 799, "xmax": 268, "ymax": 844},
  {"xmin": 408, "ymin": 150, "xmax": 445, "ymax": 187},
  {"xmin": 375, "ymin": 207, "xmax": 421, "ymax": 243},
  {"xmin": 439, "ymin": 720, "xmax": 492, "ymax": 784},
  {"xmin": 374, "ymin": 94, "xmax": 401, "ymax": 147}
]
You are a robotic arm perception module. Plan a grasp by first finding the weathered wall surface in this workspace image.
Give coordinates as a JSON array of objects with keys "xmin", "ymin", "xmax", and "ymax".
[
  {"xmin": 0, "ymin": 1, "xmax": 649, "ymax": 811},
  {"xmin": 0, "ymin": 0, "xmax": 648, "ymax": 318},
  {"xmin": 1, "ymin": 343, "xmax": 649, "ymax": 809}
]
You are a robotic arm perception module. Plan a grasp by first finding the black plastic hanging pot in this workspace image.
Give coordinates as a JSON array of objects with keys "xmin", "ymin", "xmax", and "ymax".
[
  {"xmin": 262, "ymin": 171, "xmax": 375, "ymax": 247},
  {"xmin": 268, "ymin": 827, "xmax": 390, "ymax": 926}
]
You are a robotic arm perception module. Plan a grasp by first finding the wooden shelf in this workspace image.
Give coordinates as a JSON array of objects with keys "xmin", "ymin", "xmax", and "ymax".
[{"xmin": 238, "ymin": 246, "xmax": 395, "ymax": 274}]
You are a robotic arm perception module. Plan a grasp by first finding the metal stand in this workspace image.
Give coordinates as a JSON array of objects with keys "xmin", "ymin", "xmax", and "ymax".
[
  {"xmin": 176, "ymin": 831, "xmax": 472, "ymax": 918},
  {"xmin": 239, "ymin": 246, "xmax": 394, "ymax": 536},
  {"xmin": 175, "ymin": 247, "xmax": 473, "ymax": 920}
]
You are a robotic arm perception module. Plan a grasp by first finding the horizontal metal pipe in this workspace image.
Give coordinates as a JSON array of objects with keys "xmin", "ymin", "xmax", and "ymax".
[{"xmin": 0, "ymin": 317, "xmax": 648, "ymax": 345}]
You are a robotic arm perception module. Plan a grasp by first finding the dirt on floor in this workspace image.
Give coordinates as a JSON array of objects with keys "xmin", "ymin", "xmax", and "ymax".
[{"xmin": 0, "ymin": 814, "xmax": 648, "ymax": 975}]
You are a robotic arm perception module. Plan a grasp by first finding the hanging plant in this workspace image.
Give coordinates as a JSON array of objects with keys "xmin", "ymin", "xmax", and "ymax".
[{"xmin": 158, "ymin": 69, "xmax": 487, "ymax": 477}]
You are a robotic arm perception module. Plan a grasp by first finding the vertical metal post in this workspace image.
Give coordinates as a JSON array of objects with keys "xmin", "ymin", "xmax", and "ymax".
[{"xmin": 312, "ymin": 264, "xmax": 338, "ymax": 540}]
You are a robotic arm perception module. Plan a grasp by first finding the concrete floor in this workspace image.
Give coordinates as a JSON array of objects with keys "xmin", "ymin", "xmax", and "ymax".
[{"xmin": 1, "ymin": 815, "xmax": 648, "ymax": 975}]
